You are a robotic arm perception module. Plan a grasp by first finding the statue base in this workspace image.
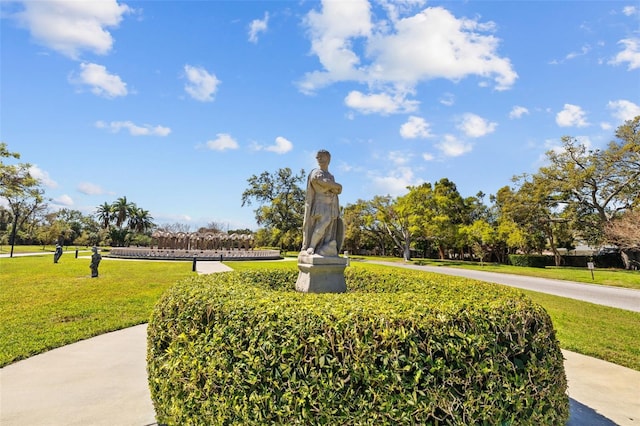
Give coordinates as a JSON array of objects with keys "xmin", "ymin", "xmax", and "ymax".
[{"xmin": 295, "ymin": 253, "xmax": 347, "ymax": 293}]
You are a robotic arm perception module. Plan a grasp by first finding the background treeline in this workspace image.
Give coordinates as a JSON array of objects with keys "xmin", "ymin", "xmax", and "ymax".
[
  {"xmin": 2, "ymin": 117, "xmax": 638, "ymax": 268},
  {"xmin": 243, "ymin": 117, "xmax": 639, "ymax": 270}
]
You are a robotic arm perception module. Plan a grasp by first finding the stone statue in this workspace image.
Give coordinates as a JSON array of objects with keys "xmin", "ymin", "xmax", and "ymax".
[
  {"xmin": 53, "ymin": 244, "xmax": 63, "ymax": 263},
  {"xmin": 90, "ymin": 246, "xmax": 102, "ymax": 278},
  {"xmin": 301, "ymin": 149, "xmax": 344, "ymax": 257},
  {"xmin": 296, "ymin": 149, "xmax": 347, "ymax": 293}
]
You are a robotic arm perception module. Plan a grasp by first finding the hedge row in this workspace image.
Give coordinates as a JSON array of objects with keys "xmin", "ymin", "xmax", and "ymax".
[
  {"xmin": 147, "ymin": 268, "xmax": 568, "ymax": 425},
  {"xmin": 508, "ymin": 255, "xmax": 549, "ymax": 268},
  {"xmin": 508, "ymin": 253, "xmax": 625, "ymax": 268}
]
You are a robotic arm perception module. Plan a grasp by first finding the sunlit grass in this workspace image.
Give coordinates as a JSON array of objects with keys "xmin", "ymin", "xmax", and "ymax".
[
  {"xmin": 0, "ymin": 255, "xmax": 193, "ymax": 366},
  {"xmin": 520, "ymin": 290, "xmax": 640, "ymax": 371}
]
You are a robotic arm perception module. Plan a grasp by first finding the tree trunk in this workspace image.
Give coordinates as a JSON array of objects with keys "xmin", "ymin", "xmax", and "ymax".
[
  {"xmin": 403, "ymin": 243, "xmax": 411, "ymax": 261},
  {"xmin": 620, "ymin": 250, "xmax": 630, "ymax": 270},
  {"xmin": 9, "ymin": 213, "xmax": 19, "ymax": 258},
  {"xmin": 619, "ymin": 249, "xmax": 640, "ymax": 270}
]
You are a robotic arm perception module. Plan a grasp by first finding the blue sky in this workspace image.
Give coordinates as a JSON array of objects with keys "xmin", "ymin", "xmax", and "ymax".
[{"xmin": 1, "ymin": 0, "xmax": 639, "ymax": 230}]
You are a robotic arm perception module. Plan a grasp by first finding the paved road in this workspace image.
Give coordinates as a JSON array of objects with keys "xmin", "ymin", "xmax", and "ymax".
[{"xmin": 369, "ymin": 261, "xmax": 640, "ymax": 312}]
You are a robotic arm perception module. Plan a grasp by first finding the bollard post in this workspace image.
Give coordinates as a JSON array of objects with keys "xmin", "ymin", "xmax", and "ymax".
[
  {"xmin": 75, "ymin": 249, "xmax": 78, "ymax": 258},
  {"xmin": 192, "ymin": 256, "xmax": 197, "ymax": 272}
]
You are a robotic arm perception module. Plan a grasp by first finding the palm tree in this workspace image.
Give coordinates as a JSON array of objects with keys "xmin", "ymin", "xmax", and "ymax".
[
  {"xmin": 96, "ymin": 202, "xmax": 113, "ymax": 229},
  {"xmin": 111, "ymin": 196, "xmax": 131, "ymax": 229},
  {"xmin": 128, "ymin": 206, "xmax": 154, "ymax": 233}
]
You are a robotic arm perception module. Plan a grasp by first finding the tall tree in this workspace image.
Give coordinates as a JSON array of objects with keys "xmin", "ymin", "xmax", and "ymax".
[
  {"xmin": 241, "ymin": 168, "xmax": 305, "ymax": 250},
  {"xmin": 370, "ymin": 194, "xmax": 413, "ymax": 261},
  {"xmin": 111, "ymin": 196, "xmax": 132, "ymax": 229},
  {"xmin": 96, "ymin": 202, "xmax": 113, "ymax": 229},
  {"xmin": 604, "ymin": 209, "xmax": 640, "ymax": 269},
  {"xmin": 0, "ymin": 143, "xmax": 46, "ymax": 257},
  {"xmin": 496, "ymin": 176, "xmax": 572, "ymax": 266},
  {"xmin": 407, "ymin": 179, "xmax": 469, "ymax": 260},
  {"xmin": 540, "ymin": 116, "xmax": 640, "ymax": 244},
  {"xmin": 343, "ymin": 199, "xmax": 393, "ymax": 255},
  {"xmin": 128, "ymin": 206, "xmax": 154, "ymax": 233},
  {"xmin": 460, "ymin": 219, "xmax": 496, "ymax": 265}
]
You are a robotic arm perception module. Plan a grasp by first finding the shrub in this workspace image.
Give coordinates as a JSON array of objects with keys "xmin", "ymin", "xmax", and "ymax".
[
  {"xmin": 147, "ymin": 269, "xmax": 568, "ymax": 425},
  {"xmin": 508, "ymin": 254, "xmax": 549, "ymax": 268}
]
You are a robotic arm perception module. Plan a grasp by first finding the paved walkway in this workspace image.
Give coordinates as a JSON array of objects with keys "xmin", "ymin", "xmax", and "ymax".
[
  {"xmin": 1, "ymin": 261, "xmax": 639, "ymax": 425},
  {"xmin": 369, "ymin": 261, "xmax": 640, "ymax": 312}
]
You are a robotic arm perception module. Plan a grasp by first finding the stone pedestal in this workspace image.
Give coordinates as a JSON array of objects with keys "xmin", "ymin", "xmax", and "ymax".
[{"xmin": 295, "ymin": 253, "xmax": 348, "ymax": 293}]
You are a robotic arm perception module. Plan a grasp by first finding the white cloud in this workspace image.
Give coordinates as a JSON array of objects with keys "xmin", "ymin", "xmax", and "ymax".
[
  {"xmin": 609, "ymin": 38, "xmax": 640, "ymax": 70},
  {"xmin": 556, "ymin": 104, "xmax": 589, "ymax": 127},
  {"xmin": 439, "ymin": 92, "xmax": 455, "ymax": 106},
  {"xmin": 95, "ymin": 120, "xmax": 171, "ymax": 136},
  {"xmin": 435, "ymin": 134, "xmax": 473, "ymax": 157},
  {"xmin": 299, "ymin": 0, "xmax": 372, "ymax": 93},
  {"xmin": 399, "ymin": 116, "xmax": 432, "ymax": 139},
  {"xmin": 299, "ymin": 3, "xmax": 517, "ymax": 97},
  {"xmin": 509, "ymin": 106, "xmax": 529, "ymax": 119},
  {"xmin": 14, "ymin": 0, "xmax": 131, "ymax": 59},
  {"xmin": 344, "ymin": 90, "xmax": 418, "ymax": 115},
  {"xmin": 370, "ymin": 166, "xmax": 421, "ymax": 196},
  {"xmin": 422, "ymin": 152, "xmax": 435, "ymax": 161},
  {"xmin": 253, "ymin": 136, "xmax": 294, "ymax": 154},
  {"xmin": 248, "ymin": 12, "xmax": 269, "ymax": 43},
  {"xmin": 206, "ymin": 133, "xmax": 239, "ymax": 151},
  {"xmin": 267, "ymin": 136, "xmax": 293, "ymax": 154},
  {"xmin": 71, "ymin": 62, "xmax": 127, "ymax": 98},
  {"xmin": 457, "ymin": 113, "xmax": 497, "ymax": 137},
  {"xmin": 388, "ymin": 151, "xmax": 412, "ymax": 165},
  {"xmin": 54, "ymin": 194, "xmax": 74, "ymax": 207},
  {"xmin": 184, "ymin": 65, "xmax": 220, "ymax": 102},
  {"xmin": 564, "ymin": 44, "xmax": 591, "ymax": 61},
  {"xmin": 622, "ymin": 6, "xmax": 638, "ymax": 16},
  {"xmin": 29, "ymin": 165, "xmax": 57, "ymax": 188},
  {"xmin": 77, "ymin": 182, "xmax": 105, "ymax": 195},
  {"xmin": 607, "ymin": 100, "xmax": 640, "ymax": 122}
]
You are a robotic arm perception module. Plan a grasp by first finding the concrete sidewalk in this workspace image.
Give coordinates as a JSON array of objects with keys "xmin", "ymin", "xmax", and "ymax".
[{"xmin": 1, "ymin": 261, "xmax": 638, "ymax": 425}]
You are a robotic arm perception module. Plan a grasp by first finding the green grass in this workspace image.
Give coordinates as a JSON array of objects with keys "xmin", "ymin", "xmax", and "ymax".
[
  {"xmin": 371, "ymin": 257, "xmax": 640, "ymax": 290},
  {"xmin": 0, "ymin": 244, "xmax": 60, "ymax": 254},
  {"xmin": 225, "ymin": 260, "xmax": 640, "ymax": 371},
  {"xmin": 520, "ymin": 290, "xmax": 640, "ymax": 370},
  {"xmin": 0, "ymin": 255, "xmax": 193, "ymax": 366},
  {"xmin": 0, "ymin": 244, "xmax": 101, "ymax": 255},
  {"xmin": 1, "ymin": 255, "xmax": 638, "ymax": 371}
]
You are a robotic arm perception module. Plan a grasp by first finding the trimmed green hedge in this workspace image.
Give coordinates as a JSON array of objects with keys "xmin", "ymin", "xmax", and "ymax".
[
  {"xmin": 508, "ymin": 254, "xmax": 549, "ymax": 268},
  {"xmin": 147, "ymin": 269, "xmax": 568, "ymax": 425}
]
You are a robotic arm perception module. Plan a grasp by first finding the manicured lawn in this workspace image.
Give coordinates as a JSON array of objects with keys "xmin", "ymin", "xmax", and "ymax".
[
  {"xmin": 0, "ymin": 255, "xmax": 193, "ymax": 366},
  {"xmin": 520, "ymin": 290, "xmax": 640, "ymax": 371},
  {"xmin": 0, "ymin": 244, "xmax": 96, "ymax": 254},
  {"xmin": 1, "ymin": 255, "xmax": 638, "ymax": 372}
]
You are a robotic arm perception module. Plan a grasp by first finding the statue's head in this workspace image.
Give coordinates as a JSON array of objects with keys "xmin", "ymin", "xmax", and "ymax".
[{"xmin": 316, "ymin": 149, "xmax": 331, "ymax": 165}]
